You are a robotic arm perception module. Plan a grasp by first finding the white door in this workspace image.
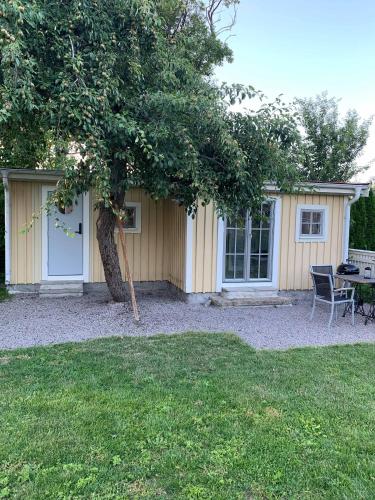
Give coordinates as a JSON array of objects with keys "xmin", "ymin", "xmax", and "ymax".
[
  {"xmin": 46, "ymin": 191, "xmax": 84, "ymax": 278},
  {"xmin": 223, "ymin": 201, "xmax": 275, "ymax": 282}
]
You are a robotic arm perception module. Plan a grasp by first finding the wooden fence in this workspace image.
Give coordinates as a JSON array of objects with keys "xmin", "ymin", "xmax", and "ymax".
[{"xmin": 349, "ymin": 248, "xmax": 375, "ymax": 277}]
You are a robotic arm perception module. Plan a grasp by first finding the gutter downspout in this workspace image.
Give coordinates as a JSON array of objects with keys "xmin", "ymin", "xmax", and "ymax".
[
  {"xmin": 1, "ymin": 171, "xmax": 11, "ymax": 285},
  {"xmin": 343, "ymin": 186, "xmax": 362, "ymax": 263}
]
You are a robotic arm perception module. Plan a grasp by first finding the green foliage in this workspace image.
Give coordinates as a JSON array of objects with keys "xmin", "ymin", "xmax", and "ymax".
[
  {"xmin": 0, "ymin": 186, "xmax": 3, "ymax": 281},
  {"xmin": 296, "ymin": 92, "xmax": 371, "ymax": 181},
  {"xmin": 0, "ymin": 0, "xmax": 299, "ymax": 217},
  {"xmin": 0, "ymin": 334, "xmax": 374, "ymax": 497},
  {"xmin": 350, "ymin": 187, "xmax": 375, "ymax": 250}
]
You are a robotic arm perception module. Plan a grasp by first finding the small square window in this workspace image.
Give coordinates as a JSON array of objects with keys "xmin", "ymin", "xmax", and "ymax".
[
  {"xmin": 296, "ymin": 205, "xmax": 328, "ymax": 242},
  {"xmin": 123, "ymin": 207, "xmax": 137, "ymax": 230},
  {"xmin": 118, "ymin": 202, "xmax": 141, "ymax": 233}
]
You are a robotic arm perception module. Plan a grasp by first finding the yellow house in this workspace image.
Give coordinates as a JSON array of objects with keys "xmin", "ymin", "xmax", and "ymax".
[{"xmin": 1, "ymin": 169, "xmax": 369, "ymax": 300}]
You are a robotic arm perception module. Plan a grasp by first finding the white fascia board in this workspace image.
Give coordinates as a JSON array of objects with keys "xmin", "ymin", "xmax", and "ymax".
[
  {"xmin": 265, "ymin": 183, "xmax": 370, "ymax": 197},
  {"xmin": 0, "ymin": 169, "xmax": 63, "ymax": 182}
]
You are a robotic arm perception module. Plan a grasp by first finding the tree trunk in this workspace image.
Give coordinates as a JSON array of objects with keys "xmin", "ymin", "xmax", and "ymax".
[{"xmin": 96, "ymin": 204, "xmax": 127, "ymax": 302}]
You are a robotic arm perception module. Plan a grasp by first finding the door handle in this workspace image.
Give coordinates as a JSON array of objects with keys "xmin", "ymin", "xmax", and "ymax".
[{"xmin": 75, "ymin": 223, "xmax": 82, "ymax": 235}]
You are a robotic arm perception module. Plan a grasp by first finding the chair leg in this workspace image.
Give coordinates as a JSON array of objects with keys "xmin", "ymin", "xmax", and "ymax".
[
  {"xmin": 328, "ymin": 302, "xmax": 335, "ymax": 329},
  {"xmin": 310, "ymin": 296, "xmax": 316, "ymax": 320},
  {"xmin": 351, "ymin": 300, "xmax": 355, "ymax": 326},
  {"xmin": 335, "ymin": 306, "xmax": 338, "ymax": 321}
]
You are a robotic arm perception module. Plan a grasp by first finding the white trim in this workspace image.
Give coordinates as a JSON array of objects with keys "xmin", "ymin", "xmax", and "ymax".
[
  {"xmin": 115, "ymin": 202, "xmax": 142, "ymax": 234},
  {"xmin": 216, "ymin": 217, "xmax": 225, "ymax": 292},
  {"xmin": 295, "ymin": 204, "xmax": 329, "ymax": 243},
  {"xmin": 184, "ymin": 214, "xmax": 194, "ymax": 293},
  {"xmin": 2, "ymin": 173, "xmax": 11, "ymax": 284},
  {"xmin": 264, "ymin": 182, "xmax": 370, "ymax": 197},
  {"xmin": 0, "ymin": 170, "xmax": 369, "ymax": 196},
  {"xmin": 41, "ymin": 186, "xmax": 90, "ymax": 282},
  {"xmin": 215, "ymin": 197, "xmax": 282, "ymax": 291},
  {"xmin": 343, "ymin": 187, "xmax": 361, "ymax": 262}
]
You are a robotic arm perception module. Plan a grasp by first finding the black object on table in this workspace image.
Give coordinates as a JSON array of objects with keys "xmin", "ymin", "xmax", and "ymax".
[{"xmin": 334, "ymin": 274, "xmax": 375, "ymax": 324}]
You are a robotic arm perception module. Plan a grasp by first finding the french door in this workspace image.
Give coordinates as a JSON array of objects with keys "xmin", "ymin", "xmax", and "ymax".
[{"xmin": 224, "ymin": 201, "xmax": 275, "ymax": 282}]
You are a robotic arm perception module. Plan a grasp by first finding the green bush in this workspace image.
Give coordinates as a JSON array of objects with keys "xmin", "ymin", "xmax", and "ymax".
[
  {"xmin": 350, "ymin": 188, "xmax": 375, "ymax": 250},
  {"xmin": 0, "ymin": 186, "xmax": 4, "ymax": 281}
]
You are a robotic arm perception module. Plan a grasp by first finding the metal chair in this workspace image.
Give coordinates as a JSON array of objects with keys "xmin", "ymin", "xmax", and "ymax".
[
  {"xmin": 311, "ymin": 265, "xmax": 334, "ymax": 277},
  {"xmin": 310, "ymin": 271, "xmax": 355, "ymax": 328}
]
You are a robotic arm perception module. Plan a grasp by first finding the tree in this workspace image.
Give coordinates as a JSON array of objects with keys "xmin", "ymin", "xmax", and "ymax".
[
  {"xmin": 1, "ymin": 0, "xmax": 299, "ymax": 301},
  {"xmin": 0, "ymin": 187, "xmax": 4, "ymax": 280},
  {"xmin": 350, "ymin": 188, "xmax": 375, "ymax": 251},
  {"xmin": 296, "ymin": 92, "xmax": 372, "ymax": 182}
]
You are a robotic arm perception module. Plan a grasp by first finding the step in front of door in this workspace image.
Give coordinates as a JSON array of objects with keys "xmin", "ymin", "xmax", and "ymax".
[
  {"xmin": 211, "ymin": 295, "xmax": 292, "ymax": 307},
  {"xmin": 39, "ymin": 281, "xmax": 83, "ymax": 298},
  {"xmin": 221, "ymin": 286, "xmax": 279, "ymax": 299}
]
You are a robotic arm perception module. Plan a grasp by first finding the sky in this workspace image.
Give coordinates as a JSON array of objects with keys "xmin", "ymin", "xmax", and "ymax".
[{"xmin": 215, "ymin": 0, "xmax": 375, "ymax": 181}]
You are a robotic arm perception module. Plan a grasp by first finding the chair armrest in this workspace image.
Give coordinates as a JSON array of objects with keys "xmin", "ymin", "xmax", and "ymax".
[{"xmin": 334, "ymin": 287, "xmax": 355, "ymax": 299}]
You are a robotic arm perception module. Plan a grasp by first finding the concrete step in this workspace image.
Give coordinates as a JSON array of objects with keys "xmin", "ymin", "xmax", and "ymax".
[
  {"xmin": 39, "ymin": 281, "xmax": 83, "ymax": 298},
  {"xmin": 221, "ymin": 286, "xmax": 279, "ymax": 299},
  {"xmin": 211, "ymin": 295, "xmax": 292, "ymax": 307}
]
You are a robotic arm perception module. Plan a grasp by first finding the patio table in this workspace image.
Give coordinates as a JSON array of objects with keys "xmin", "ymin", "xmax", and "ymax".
[{"xmin": 334, "ymin": 274, "xmax": 375, "ymax": 324}]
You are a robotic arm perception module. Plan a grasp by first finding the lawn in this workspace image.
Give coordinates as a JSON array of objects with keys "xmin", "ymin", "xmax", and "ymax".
[
  {"xmin": 0, "ymin": 286, "xmax": 8, "ymax": 302},
  {"xmin": 0, "ymin": 334, "xmax": 374, "ymax": 499}
]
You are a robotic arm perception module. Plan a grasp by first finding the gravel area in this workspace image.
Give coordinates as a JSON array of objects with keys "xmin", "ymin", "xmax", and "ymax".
[{"xmin": 1, "ymin": 292, "xmax": 375, "ymax": 350}]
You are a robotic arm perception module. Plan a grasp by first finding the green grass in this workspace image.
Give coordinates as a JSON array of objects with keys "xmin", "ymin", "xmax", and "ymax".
[
  {"xmin": 0, "ymin": 334, "xmax": 374, "ymax": 499},
  {"xmin": 0, "ymin": 286, "xmax": 9, "ymax": 302}
]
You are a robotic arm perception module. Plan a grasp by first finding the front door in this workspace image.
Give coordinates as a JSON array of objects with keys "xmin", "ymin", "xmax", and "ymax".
[
  {"xmin": 224, "ymin": 201, "xmax": 275, "ymax": 282},
  {"xmin": 46, "ymin": 191, "xmax": 84, "ymax": 278}
]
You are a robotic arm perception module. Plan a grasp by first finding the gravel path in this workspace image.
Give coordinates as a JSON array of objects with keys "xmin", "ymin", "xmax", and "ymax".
[{"xmin": 1, "ymin": 292, "xmax": 375, "ymax": 350}]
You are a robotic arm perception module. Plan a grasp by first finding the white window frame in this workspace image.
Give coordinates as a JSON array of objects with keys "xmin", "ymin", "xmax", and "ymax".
[
  {"xmin": 296, "ymin": 204, "xmax": 328, "ymax": 242},
  {"xmin": 117, "ymin": 202, "xmax": 142, "ymax": 234}
]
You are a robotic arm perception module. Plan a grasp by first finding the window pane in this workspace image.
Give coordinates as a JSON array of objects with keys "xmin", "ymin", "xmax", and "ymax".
[
  {"xmin": 312, "ymin": 223, "xmax": 322, "ymax": 235},
  {"xmin": 301, "ymin": 223, "xmax": 311, "ymax": 235},
  {"xmin": 251, "ymin": 230, "xmax": 260, "ymax": 253},
  {"xmin": 259, "ymin": 255, "xmax": 269, "ymax": 279},
  {"xmin": 124, "ymin": 207, "xmax": 136, "ymax": 229},
  {"xmin": 236, "ymin": 229, "xmax": 245, "ymax": 253},
  {"xmin": 235, "ymin": 255, "xmax": 245, "ymax": 279},
  {"xmin": 226, "ymin": 229, "xmax": 236, "ymax": 253},
  {"xmin": 312, "ymin": 211, "xmax": 322, "ymax": 223},
  {"xmin": 250, "ymin": 256, "xmax": 259, "ymax": 279},
  {"xmin": 301, "ymin": 211, "xmax": 311, "ymax": 224},
  {"xmin": 260, "ymin": 230, "xmax": 270, "ymax": 253},
  {"xmin": 225, "ymin": 255, "xmax": 235, "ymax": 279}
]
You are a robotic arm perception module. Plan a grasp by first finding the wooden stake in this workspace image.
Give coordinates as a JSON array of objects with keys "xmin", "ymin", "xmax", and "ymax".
[{"xmin": 116, "ymin": 216, "xmax": 140, "ymax": 322}]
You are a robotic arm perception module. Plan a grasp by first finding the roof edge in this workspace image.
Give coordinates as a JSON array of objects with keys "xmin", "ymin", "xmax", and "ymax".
[{"xmin": 1, "ymin": 169, "xmax": 370, "ymax": 196}]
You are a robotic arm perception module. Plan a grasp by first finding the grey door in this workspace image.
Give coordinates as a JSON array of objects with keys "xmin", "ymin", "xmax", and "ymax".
[
  {"xmin": 224, "ymin": 201, "xmax": 274, "ymax": 282},
  {"xmin": 47, "ymin": 192, "xmax": 84, "ymax": 277}
]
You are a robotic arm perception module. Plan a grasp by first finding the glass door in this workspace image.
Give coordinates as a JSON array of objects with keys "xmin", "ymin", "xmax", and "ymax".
[{"xmin": 224, "ymin": 201, "xmax": 274, "ymax": 282}]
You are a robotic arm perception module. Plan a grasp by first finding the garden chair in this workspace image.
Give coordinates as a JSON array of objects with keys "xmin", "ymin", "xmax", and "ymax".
[
  {"xmin": 310, "ymin": 271, "xmax": 355, "ymax": 328},
  {"xmin": 311, "ymin": 264, "xmax": 333, "ymax": 277}
]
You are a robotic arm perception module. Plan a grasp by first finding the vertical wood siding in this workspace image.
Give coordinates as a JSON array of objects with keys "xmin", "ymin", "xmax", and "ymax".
[
  {"xmin": 10, "ymin": 181, "xmax": 43, "ymax": 284},
  {"xmin": 9, "ymin": 180, "xmax": 346, "ymax": 293},
  {"xmin": 278, "ymin": 194, "xmax": 346, "ymax": 290},
  {"xmin": 91, "ymin": 189, "xmax": 167, "ymax": 283},
  {"xmin": 191, "ymin": 202, "xmax": 218, "ymax": 293},
  {"xmin": 162, "ymin": 199, "xmax": 186, "ymax": 290}
]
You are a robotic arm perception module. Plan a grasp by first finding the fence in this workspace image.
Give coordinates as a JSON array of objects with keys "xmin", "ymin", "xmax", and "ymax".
[{"xmin": 349, "ymin": 248, "xmax": 375, "ymax": 277}]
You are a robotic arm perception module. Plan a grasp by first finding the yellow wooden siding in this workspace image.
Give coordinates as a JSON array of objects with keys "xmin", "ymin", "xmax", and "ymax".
[
  {"xmin": 162, "ymin": 199, "xmax": 186, "ymax": 290},
  {"xmin": 191, "ymin": 202, "xmax": 218, "ymax": 293},
  {"xmin": 91, "ymin": 189, "xmax": 168, "ymax": 284},
  {"xmin": 9, "ymin": 179, "xmax": 346, "ymax": 293},
  {"xmin": 10, "ymin": 182, "xmax": 186, "ymax": 288},
  {"xmin": 10, "ymin": 181, "xmax": 43, "ymax": 284},
  {"xmin": 190, "ymin": 194, "xmax": 346, "ymax": 293},
  {"xmin": 278, "ymin": 194, "xmax": 346, "ymax": 290}
]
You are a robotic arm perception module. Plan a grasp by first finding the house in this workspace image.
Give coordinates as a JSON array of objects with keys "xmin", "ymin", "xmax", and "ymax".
[{"xmin": 1, "ymin": 169, "xmax": 369, "ymax": 301}]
